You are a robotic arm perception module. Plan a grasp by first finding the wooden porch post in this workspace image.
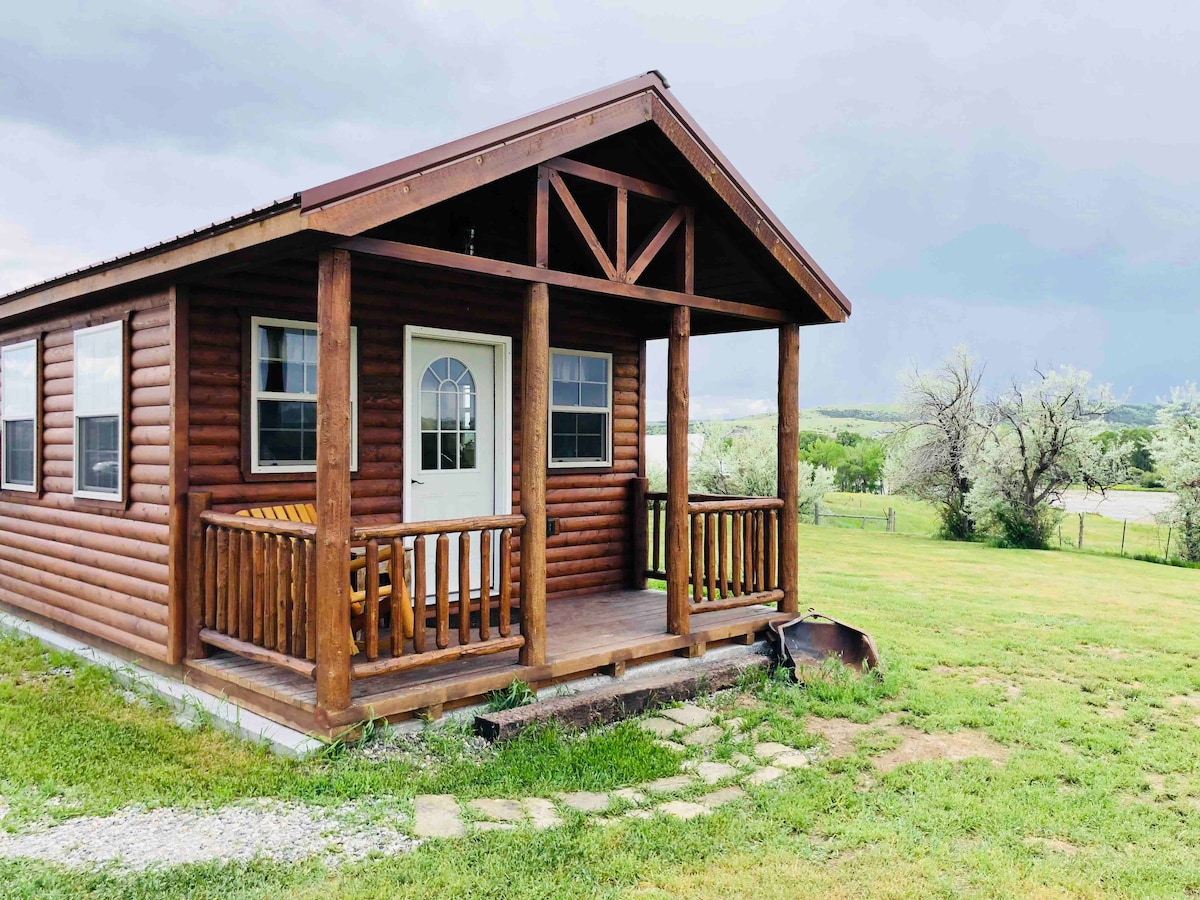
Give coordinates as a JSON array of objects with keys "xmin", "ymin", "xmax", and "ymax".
[
  {"xmin": 519, "ymin": 282, "xmax": 549, "ymax": 666},
  {"xmin": 666, "ymin": 305, "xmax": 690, "ymax": 635},
  {"xmin": 777, "ymin": 323, "xmax": 800, "ymax": 614},
  {"xmin": 315, "ymin": 249, "xmax": 353, "ymax": 713}
]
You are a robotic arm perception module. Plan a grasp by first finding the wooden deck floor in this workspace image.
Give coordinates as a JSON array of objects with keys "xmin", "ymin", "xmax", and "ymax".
[{"xmin": 184, "ymin": 589, "xmax": 787, "ymax": 736}]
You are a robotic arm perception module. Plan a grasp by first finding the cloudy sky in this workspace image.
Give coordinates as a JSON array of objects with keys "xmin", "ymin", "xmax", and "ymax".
[{"xmin": 2, "ymin": 2, "xmax": 1196, "ymax": 419}]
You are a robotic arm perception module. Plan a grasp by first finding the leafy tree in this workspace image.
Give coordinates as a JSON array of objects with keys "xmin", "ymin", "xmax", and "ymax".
[
  {"xmin": 690, "ymin": 421, "xmax": 833, "ymax": 514},
  {"xmin": 967, "ymin": 367, "xmax": 1126, "ymax": 548},
  {"xmin": 887, "ymin": 346, "xmax": 984, "ymax": 540},
  {"xmin": 1150, "ymin": 384, "xmax": 1200, "ymax": 561},
  {"xmin": 1097, "ymin": 427, "xmax": 1155, "ymax": 475}
]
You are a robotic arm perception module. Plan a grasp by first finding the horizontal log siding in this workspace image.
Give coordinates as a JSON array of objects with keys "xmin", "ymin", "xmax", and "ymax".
[
  {"xmin": 191, "ymin": 262, "xmax": 641, "ymax": 602},
  {"xmin": 0, "ymin": 294, "xmax": 173, "ymax": 660}
]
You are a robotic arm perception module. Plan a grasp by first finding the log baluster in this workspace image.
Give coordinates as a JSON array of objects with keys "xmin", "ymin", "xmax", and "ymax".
[
  {"xmin": 717, "ymin": 511, "xmax": 729, "ymax": 599},
  {"xmin": 250, "ymin": 532, "xmax": 263, "ymax": 646},
  {"xmin": 390, "ymin": 537, "xmax": 406, "ymax": 657},
  {"xmin": 479, "ymin": 529, "xmax": 492, "ymax": 642},
  {"xmin": 458, "ymin": 531, "xmax": 471, "ymax": 646},
  {"xmin": 499, "ymin": 527, "xmax": 512, "ymax": 637},
  {"xmin": 207, "ymin": 527, "xmax": 221, "ymax": 630},
  {"xmin": 705, "ymin": 512, "xmax": 718, "ymax": 603},
  {"xmin": 364, "ymin": 540, "xmax": 380, "ymax": 661},
  {"xmin": 292, "ymin": 538, "xmax": 307, "ymax": 658},
  {"xmin": 435, "ymin": 533, "xmax": 450, "ymax": 650},
  {"xmin": 413, "ymin": 537, "xmax": 427, "ymax": 654}
]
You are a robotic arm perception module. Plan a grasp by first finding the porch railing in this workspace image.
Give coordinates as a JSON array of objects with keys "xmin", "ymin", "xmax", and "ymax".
[
  {"xmin": 193, "ymin": 506, "xmax": 525, "ymax": 680},
  {"xmin": 196, "ymin": 510, "xmax": 318, "ymax": 678},
  {"xmin": 348, "ymin": 515, "xmax": 524, "ymax": 678},
  {"xmin": 645, "ymin": 492, "xmax": 784, "ymax": 613}
]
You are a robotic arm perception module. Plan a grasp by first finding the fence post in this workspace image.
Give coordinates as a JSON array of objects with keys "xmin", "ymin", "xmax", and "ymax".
[
  {"xmin": 1120, "ymin": 520, "xmax": 1128, "ymax": 556},
  {"xmin": 1165, "ymin": 526, "xmax": 1173, "ymax": 562},
  {"xmin": 814, "ymin": 507, "xmax": 820, "ymax": 526},
  {"xmin": 887, "ymin": 508, "xmax": 896, "ymax": 533},
  {"xmin": 1077, "ymin": 513, "xmax": 1085, "ymax": 549}
]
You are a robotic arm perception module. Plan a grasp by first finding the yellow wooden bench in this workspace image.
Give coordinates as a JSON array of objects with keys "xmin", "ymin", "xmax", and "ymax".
[{"xmin": 236, "ymin": 504, "xmax": 414, "ymax": 653}]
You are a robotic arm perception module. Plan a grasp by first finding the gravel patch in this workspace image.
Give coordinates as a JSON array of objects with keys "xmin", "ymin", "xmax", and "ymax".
[{"xmin": 0, "ymin": 799, "xmax": 417, "ymax": 871}]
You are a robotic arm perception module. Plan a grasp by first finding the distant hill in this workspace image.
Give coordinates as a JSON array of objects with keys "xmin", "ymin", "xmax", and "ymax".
[{"xmin": 647, "ymin": 402, "xmax": 1163, "ymax": 435}]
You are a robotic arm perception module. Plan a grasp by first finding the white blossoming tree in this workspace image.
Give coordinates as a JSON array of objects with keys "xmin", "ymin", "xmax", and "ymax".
[
  {"xmin": 966, "ymin": 367, "xmax": 1126, "ymax": 548},
  {"xmin": 1151, "ymin": 384, "xmax": 1200, "ymax": 561}
]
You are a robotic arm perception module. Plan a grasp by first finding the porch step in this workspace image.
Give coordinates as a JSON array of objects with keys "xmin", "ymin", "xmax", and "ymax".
[{"xmin": 473, "ymin": 648, "xmax": 771, "ymax": 742}]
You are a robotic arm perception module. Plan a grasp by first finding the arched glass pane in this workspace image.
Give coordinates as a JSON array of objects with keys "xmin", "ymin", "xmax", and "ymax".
[
  {"xmin": 431, "ymin": 357, "xmax": 448, "ymax": 379},
  {"xmin": 448, "ymin": 358, "xmax": 466, "ymax": 381},
  {"xmin": 421, "ymin": 368, "xmax": 440, "ymax": 391},
  {"xmin": 459, "ymin": 369, "xmax": 475, "ymax": 391}
]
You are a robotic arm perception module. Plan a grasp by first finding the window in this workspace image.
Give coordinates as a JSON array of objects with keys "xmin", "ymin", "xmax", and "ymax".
[
  {"xmin": 73, "ymin": 322, "xmax": 124, "ymax": 499},
  {"xmin": 2, "ymin": 339, "xmax": 38, "ymax": 491},
  {"xmin": 549, "ymin": 349, "xmax": 612, "ymax": 468},
  {"xmin": 419, "ymin": 356, "xmax": 477, "ymax": 470},
  {"xmin": 249, "ymin": 317, "xmax": 358, "ymax": 473}
]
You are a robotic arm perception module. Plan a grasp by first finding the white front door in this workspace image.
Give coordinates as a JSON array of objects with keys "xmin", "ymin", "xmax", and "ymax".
[{"xmin": 407, "ymin": 333, "xmax": 500, "ymax": 598}]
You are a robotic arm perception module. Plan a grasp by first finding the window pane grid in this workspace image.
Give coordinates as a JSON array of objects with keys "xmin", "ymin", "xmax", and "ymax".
[
  {"xmin": 251, "ymin": 319, "xmax": 357, "ymax": 471},
  {"xmin": 549, "ymin": 351, "xmax": 611, "ymax": 466},
  {"xmin": 420, "ymin": 356, "xmax": 477, "ymax": 471},
  {"xmin": 74, "ymin": 323, "xmax": 122, "ymax": 497}
]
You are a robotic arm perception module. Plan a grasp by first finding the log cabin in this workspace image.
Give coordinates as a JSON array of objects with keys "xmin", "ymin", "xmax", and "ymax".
[{"xmin": 0, "ymin": 72, "xmax": 850, "ymax": 737}]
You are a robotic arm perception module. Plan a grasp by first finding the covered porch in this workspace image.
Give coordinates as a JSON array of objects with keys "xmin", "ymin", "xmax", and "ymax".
[
  {"xmin": 184, "ymin": 586, "xmax": 789, "ymax": 735},
  {"xmin": 178, "ymin": 93, "xmax": 825, "ymax": 736}
]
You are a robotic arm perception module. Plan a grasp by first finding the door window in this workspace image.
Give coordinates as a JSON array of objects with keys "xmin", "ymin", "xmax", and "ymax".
[{"xmin": 420, "ymin": 356, "xmax": 477, "ymax": 470}]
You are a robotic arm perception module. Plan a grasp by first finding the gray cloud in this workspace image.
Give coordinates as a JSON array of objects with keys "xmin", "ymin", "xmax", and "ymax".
[{"xmin": 2, "ymin": 0, "xmax": 1196, "ymax": 407}]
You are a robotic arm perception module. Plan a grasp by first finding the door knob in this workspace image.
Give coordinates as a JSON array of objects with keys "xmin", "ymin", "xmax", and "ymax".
[{"xmin": 411, "ymin": 479, "xmax": 424, "ymax": 485}]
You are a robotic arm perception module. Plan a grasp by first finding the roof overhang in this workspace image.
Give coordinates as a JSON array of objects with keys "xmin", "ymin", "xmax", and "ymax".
[{"xmin": 0, "ymin": 72, "xmax": 850, "ymax": 326}]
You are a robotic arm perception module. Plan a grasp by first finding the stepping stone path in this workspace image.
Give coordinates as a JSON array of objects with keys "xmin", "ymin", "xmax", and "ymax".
[
  {"xmin": 0, "ymin": 701, "xmax": 1018, "ymax": 869},
  {"xmin": 409, "ymin": 701, "xmax": 820, "ymax": 838}
]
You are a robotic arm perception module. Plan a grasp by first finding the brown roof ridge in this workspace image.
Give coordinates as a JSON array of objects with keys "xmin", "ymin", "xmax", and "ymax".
[{"xmin": 300, "ymin": 70, "xmax": 849, "ymax": 315}]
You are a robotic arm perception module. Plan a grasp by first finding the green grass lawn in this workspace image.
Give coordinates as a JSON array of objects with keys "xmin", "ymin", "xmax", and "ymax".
[{"xmin": 3, "ymin": 526, "xmax": 1200, "ymax": 898}]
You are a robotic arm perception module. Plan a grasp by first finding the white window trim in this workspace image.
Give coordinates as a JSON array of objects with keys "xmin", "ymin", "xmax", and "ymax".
[
  {"xmin": 548, "ymin": 347, "xmax": 614, "ymax": 469},
  {"xmin": 73, "ymin": 321, "xmax": 124, "ymax": 501},
  {"xmin": 1, "ymin": 338, "xmax": 38, "ymax": 493},
  {"xmin": 249, "ymin": 315, "xmax": 359, "ymax": 475}
]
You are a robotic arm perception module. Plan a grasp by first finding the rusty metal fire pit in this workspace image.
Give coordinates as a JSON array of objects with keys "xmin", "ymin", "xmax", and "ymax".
[{"xmin": 768, "ymin": 609, "xmax": 880, "ymax": 676}]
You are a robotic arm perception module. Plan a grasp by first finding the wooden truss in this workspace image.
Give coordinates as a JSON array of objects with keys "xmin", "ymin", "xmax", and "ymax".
[{"xmin": 534, "ymin": 157, "xmax": 695, "ymax": 293}]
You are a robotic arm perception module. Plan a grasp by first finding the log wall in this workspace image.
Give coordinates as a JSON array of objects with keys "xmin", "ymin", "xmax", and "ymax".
[
  {"xmin": 0, "ymin": 292, "xmax": 174, "ymax": 661},
  {"xmin": 189, "ymin": 260, "xmax": 643, "ymax": 602}
]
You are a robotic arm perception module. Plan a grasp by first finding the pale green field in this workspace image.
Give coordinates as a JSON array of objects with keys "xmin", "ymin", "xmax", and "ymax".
[{"xmin": 3, "ymin": 525, "xmax": 1200, "ymax": 897}]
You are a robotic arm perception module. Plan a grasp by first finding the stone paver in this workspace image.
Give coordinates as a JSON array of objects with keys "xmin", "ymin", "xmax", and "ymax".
[
  {"xmin": 557, "ymin": 791, "xmax": 611, "ymax": 813},
  {"xmin": 725, "ymin": 718, "xmax": 744, "ymax": 733},
  {"xmin": 657, "ymin": 800, "xmax": 710, "ymax": 820},
  {"xmin": 639, "ymin": 717, "xmax": 683, "ymax": 737},
  {"xmin": 522, "ymin": 798, "xmax": 561, "ymax": 830},
  {"xmin": 467, "ymin": 798, "xmax": 526, "ymax": 822},
  {"xmin": 474, "ymin": 821, "xmax": 515, "ymax": 832},
  {"xmin": 655, "ymin": 739, "xmax": 688, "ymax": 753},
  {"xmin": 693, "ymin": 762, "xmax": 738, "ymax": 784},
  {"xmin": 413, "ymin": 795, "xmax": 465, "ymax": 838},
  {"xmin": 613, "ymin": 789, "xmax": 646, "ymax": 805},
  {"xmin": 701, "ymin": 786, "xmax": 747, "ymax": 809},
  {"xmin": 746, "ymin": 765, "xmax": 784, "ymax": 785},
  {"xmin": 730, "ymin": 753, "xmax": 753, "ymax": 767},
  {"xmin": 754, "ymin": 742, "xmax": 792, "ymax": 759},
  {"xmin": 683, "ymin": 725, "xmax": 725, "ymax": 746},
  {"xmin": 660, "ymin": 705, "xmax": 716, "ymax": 727},
  {"xmin": 645, "ymin": 775, "xmax": 694, "ymax": 793},
  {"xmin": 773, "ymin": 752, "xmax": 810, "ymax": 769}
]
